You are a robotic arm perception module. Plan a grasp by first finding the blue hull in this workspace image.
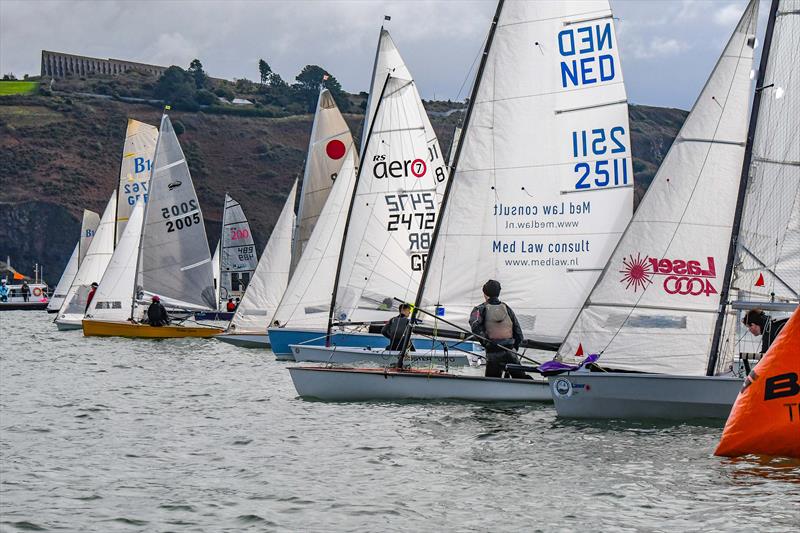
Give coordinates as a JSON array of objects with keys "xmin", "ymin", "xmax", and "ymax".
[
  {"xmin": 268, "ymin": 328, "xmax": 480, "ymax": 358},
  {"xmin": 194, "ymin": 311, "xmax": 234, "ymax": 321}
]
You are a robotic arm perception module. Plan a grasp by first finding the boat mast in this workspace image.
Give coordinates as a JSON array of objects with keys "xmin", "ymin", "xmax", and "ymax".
[
  {"xmin": 410, "ymin": 0, "xmax": 505, "ymax": 317},
  {"xmin": 324, "ymin": 74, "xmax": 392, "ymax": 343},
  {"xmin": 130, "ymin": 112, "xmax": 165, "ymax": 321},
  {"xmin": 707, "ymin": 0, "xmax": 779, "ymax": 375}
]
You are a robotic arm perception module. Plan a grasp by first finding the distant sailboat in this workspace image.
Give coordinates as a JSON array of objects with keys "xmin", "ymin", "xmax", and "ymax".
[
  {"xmin": 549, "ymin": 0, "xmax": 798, "ymax": 420},
  {"xmin": 47, "ymin": 209, "xmax": 100, "ymax": 313},
  {"xmin": 216, "ymin": 180, "xmax": 298, "ymax": 348},
  {"xmin": 83, "ymin": 114, "xmax": 222, "ymax": 338}
]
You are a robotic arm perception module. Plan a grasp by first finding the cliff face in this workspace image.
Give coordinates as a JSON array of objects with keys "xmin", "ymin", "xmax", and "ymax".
[{"xmin": 0, "ymin": 94, "xmax": 686, "ymax": 284}]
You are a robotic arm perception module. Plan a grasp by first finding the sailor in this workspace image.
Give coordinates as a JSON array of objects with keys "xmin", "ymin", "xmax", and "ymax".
[
  {"xmin": 742, "ymin": 308, "xmax": 789, "ymax": 354},
  {"xmin": 226, "ymin": 298, "xmax": 236, "ymax": 312},
  {"xmin": 85, "ymin": 282, "xmax": 99, "ymax": 311},
  {"xmin": 382, "ymin": 302, "xmax": 415, "ymax": 352},
  {"xmin": 469, "ymin": 280, "xmax": 527, "ymax": 379},
  {"xmin": 21, "ymin": 281, "xmax": 30, "ymax": 302},
  {"xmin": 147, "ymin": 295, "xmax": 170, "ymax": 327},
  {"xmin": 0, "ymin": 280, "xmax": 8, "ymax": 302}
]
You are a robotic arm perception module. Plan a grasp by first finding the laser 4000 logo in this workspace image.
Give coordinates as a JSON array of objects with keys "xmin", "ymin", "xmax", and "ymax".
[{"xmin": 620, "ymin": 253, "xmax": 718, "ymax": 296}]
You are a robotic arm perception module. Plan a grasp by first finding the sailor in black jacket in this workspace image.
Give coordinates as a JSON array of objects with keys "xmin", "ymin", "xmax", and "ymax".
[
  {"xmin": 469, "ymin": 280, "xmax": 526, "ymax": 378},
  {"xmin": 742, "ymin": 308, "xmax": 789, "ymax": 354},
  {"xmin": 381, "ymin": 303, "xmax": 415, "ymax": 351}
]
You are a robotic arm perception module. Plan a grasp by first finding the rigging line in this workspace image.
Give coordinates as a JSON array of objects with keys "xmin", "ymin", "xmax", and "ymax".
[
  {"xmin": 597, "ymin": 4, "xmax": 758, "ymax": 356},
  {"xmin": 455, "ymin": 29, "xmax": 488, "ymax": 103}
]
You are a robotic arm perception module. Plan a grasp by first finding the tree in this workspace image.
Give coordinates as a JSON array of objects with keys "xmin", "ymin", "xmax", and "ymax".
[
  {"xmin": 293, "ymin": 65, "xmax": 348, "ymax": 112},
  {"xmin": 258, "ymin": 59, "xmax": 271, "ymax": 85},
  {"xmin": 155, "ymin": 66, "xmax": 197, "ymax": 109},
  {"xmin": 188, "ymin": 58, "xmax": 207, "ymax": 89}
]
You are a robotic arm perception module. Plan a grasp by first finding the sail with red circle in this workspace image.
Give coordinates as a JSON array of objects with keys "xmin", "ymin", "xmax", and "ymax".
[{"xmin": 715, "ymin": 307, "xmax": 800, "ymax": 459}]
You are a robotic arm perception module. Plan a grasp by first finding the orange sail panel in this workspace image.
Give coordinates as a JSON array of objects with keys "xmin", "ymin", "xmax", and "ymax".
[{"xmin": 715, "ymin": 308, "xmax": 800, "ymax": 459}]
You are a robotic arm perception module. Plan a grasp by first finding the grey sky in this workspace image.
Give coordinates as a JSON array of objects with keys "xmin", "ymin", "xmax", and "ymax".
[{"xmin": 1, "ymin": 0, "xmax": 765, "ymax": 110}]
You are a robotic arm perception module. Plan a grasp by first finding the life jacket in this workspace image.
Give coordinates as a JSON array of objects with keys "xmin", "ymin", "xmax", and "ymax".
[{"xmin": 484, "ymin": 303, "xmax": 513, "ymax": 341}]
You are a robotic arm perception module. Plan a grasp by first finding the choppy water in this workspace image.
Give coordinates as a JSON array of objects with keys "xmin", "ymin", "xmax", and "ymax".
[{"xmin": 1, "ymin": 312, "xmax": 798, "ymax": 532}]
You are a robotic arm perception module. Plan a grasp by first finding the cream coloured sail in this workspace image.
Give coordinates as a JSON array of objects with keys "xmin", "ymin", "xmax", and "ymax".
[
  {"xmin": 557, "ymin": 0, "xmax": 758, "ymax": 374},
  {"xmin": 48, "ymin": 209, "xmax": 100, "ymax": 312},
  {"xmin": 334, "ymin": 72, "xmax": 447, "ymax": 324},
  {"xmin": 230, "ymin": 180, "xmax": 297, "ymax": 332},
  {"xmin": 273, "ymin": 149, "xmax": 358, "ymax": 328},
  {"xmin": 136, "ymin": 114, "xmax": 216, "ymax": 311},
  {"xmin": 116, "ymin": 119, "xmax": 158, "ymax": 243},
  {"xmin": 418, "ymin": 0, "xmax": 633, "ymax": 345},
  {"xmin": 292, "ymin": 89, "xmax": 355, "ymax": 273},
  {"xmin": 220, "ymin": 193, "xmax": 258, "ymax": 303},
  {"xmin": 57, "ymin": 193, "xmax": 117, "ymax": 320},
  {"xmin": 212, "ymin": 241, "xmax": 221, "ymax": 307},
  {"xmin": 85, "ymin": 199, "xmax": 145, "ymax": 322}
]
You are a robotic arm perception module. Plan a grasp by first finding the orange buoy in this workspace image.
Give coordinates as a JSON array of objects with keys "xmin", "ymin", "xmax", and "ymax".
[{"xmin": 715, "ymin": 307, "xmax": 800, "ymax": 459}]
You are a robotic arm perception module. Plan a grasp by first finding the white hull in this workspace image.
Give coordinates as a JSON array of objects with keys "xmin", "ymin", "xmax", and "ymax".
[
  {"xmin": 215, "ymin": 332, "xmax": 271, "ymax": 349},
  {"xmin": 290, "ymin": 344, "xmax": 474, "ymax": 367},
  {"xmin": 55, "ymin": 316, "xmax": 83, "ymax": 331},
  {"xmin": 549, "ymin": 372, "xmax": 743, "ymax": 420},
  {"xmin": 288, "ymin": 366, "xmax": 552, "ymax": 402}
]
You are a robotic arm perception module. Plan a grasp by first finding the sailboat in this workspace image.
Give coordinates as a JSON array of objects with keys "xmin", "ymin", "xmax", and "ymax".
[
  {"xmin": 289, "ymin": 0, "xmax": 633, "ymax": 399},
  {"xmin": 83, "ymin": 114, "xmax": 223, "ymax": 338},
  {"xmin": 216, "ymin": 181, "xmax": 298, "ymax": 348},
  {"xmin": 54, "ymin": 118, "xmax": 158, "ymax": 325},
  {"xmin": 274, "ymin": 26, "xmax": 479, "ymax": 361},
  {"xmin": 55, "ymin": 194, "xmax": 117, "ymax": 330},
  {"xmin": 550, "ymin": 0, "xmax": 799, "ymax": 420},
  {"xmin": 196, "ymin": 193, "xmax": 258, "ymax": 321},
  {"xmin": 47, "ymin": 209, "xmax": 100, "ymax": 313}
]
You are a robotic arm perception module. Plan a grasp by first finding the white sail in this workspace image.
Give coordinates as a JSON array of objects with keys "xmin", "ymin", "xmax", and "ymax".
[
  {"xmin": 731, "ymin": 0, "xmax": 800, "ymax": 304},
  {"xmin": 85, "ymin": 200, "xmax": 145, "ymax": 322},
  {"xmin": 230, "ymin": 180, "xmax": 297, "ymax": 332},
  {"xmin": 116, "ymin": 119, "xmax": 158, "ymax": 243},
  {"xmin": 334, "ymin": 71, "xmax": 447, "ymax": 323},
  {"xmin": 363, "ymin": 28, "xmax": 413, "ymax": 156},
  {"xmin": 447, "ymin": 126, "xmax": 462, "ymax": 168},
  {"xmin": 79, "ymin": 209, "xmax": 101, "ymax": 265},
  {"xmin": 58, "ymin": 193, "xmax": 117, "ymax": 318},
  {"xmin": 292, "ymin": 89, "xmax": 355, "ymax": 272},
  {"xmin": 273, "ymin": 149, "xmax": 358, "ymax": 328},
  {"xmin": 557, "ymin": 0, "xmax": 758, "ymax": 374},
  {"xmin": 212, "ymin": 240, "xmax": 221, "ymax": 308},
  {"xmin": 48, "ymin": 209, "xmax": 100, "ymax": 312},
  {"xmin": 419, "ymin": 1, "xmax": 633, "ymax": 345},
  {"xmin": 137, "ymin": 114, "xmax": 216, "ymax": 311},
  {"xmin": 220, "ymin": 193, "xmax": 258, "ymax": 303}
]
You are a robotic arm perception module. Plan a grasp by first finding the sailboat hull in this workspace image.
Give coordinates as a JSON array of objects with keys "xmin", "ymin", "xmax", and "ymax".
[
  {"xmin": 288, "ymin": 366, "xmax": 552, "ymax": 402},
  {"xmin": 549, "ymin": 372, "xmax": 743, "ymax": 420},
  {"xmin": 55, "ymin": 318, "xmax": 83, "ymax": 331},
  {"xmin": 82, "ymin": 320, "xmax": 223, "ymax": 338},
  {"xmin": 290, "ymin": 344, "xmax": 474, "ymax": 367},
  {"xmin": 215, "ymin": 332, "xmax": 271, "ymax": 349},
  {"xmin": 269, "ymin": 328, "xmax": 481, "ymax": 360}
]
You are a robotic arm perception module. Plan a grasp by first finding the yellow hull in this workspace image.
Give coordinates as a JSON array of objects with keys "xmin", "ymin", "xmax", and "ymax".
[{"xmin": 82, "ymin": 319, "xmax": 223, "ymax": 338}]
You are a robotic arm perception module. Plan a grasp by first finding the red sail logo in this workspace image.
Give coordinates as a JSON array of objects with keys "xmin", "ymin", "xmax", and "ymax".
[{"xmin": 620, "ymin": 253, "xmax": 718, "ymax": 296}]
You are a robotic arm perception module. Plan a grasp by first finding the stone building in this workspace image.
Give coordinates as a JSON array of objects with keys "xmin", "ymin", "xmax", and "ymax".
[{"xmin": 41, "ymin": 50, "xmax": 167, "ymax": 78}]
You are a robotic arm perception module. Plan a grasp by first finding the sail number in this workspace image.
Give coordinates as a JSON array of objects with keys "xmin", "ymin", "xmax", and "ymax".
[
  {"xmin": 230, "ymin": 228, "xmax": 250, "ymax": 241},
  {"xmin": 162, "ymin": 200, "xmax": 200, "ymax": 233},
  {"xmin": 571, "ymin": 126, "xmax": 629, "ymax": 190},
  {"xmin": 558, "ymin": 23, "xmax": 616, "ymax": 88},
  {"xmin": 385, "ymin": 192, "xmax": 436, "ymax": 271},
  {"xmin": 123, "ymin": 182, "xmax": 149, "ymax": 206}
]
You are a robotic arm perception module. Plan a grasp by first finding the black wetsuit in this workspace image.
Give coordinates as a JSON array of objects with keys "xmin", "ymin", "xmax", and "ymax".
[
  {"xmin": 760, "ymin": 316, "xmax": 789, "ymax": 353},
  {"xmin": 381, "ymin": 314, "xmax": 415, "ymax": 351}
]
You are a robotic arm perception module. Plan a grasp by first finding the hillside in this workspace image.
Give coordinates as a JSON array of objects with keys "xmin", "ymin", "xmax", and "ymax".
[{"xmin": 0, "ymin": 91, "xmax": 686, "ymax": 284}]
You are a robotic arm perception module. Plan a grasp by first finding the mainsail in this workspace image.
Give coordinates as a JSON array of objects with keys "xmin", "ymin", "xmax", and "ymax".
[
  {"xmin": 230, "ymin": 180, "xmax": 297, "ymax": 332},
  {"xmin": 136, "ymin": 114, "xmax": 216, "ymax": 311},
  {"xmin": 557, "ymin": 0, "xmax": 759, "ymax": 374},
  {"xmin": 212, "ymin": 241, "xmax": 221, "ymax": 307},
  {"xmin": 417, "ymin": 0, "xmax": 633, "ymax": 345},
  {"xmin": 220, "ymin": 193, "xmax": 258, "ymax": 303},
  {"xmin": 116, "ymin": 119, "xmax": 158, "ymax": 243},
  {"xmin": 333, "ymin": 70, "xmax": 447, "ymax": 324},
  {"xmin": 58, "ymin": 194, "xmax": 117, "ymax": 317},
  {"xmin": 292, "ymin": 89, "xmax": 355, "ymax": 273},
  {"xmin": 85, "ymin": 199, "xmax": 145, "ymax": 322},
  {"xmin": 47, "ymin": 209, "xmax": 100, "ymax": 312},
  {"xmin": 273, "ymin": 149, "xmax": 358, "ymax": 328}
]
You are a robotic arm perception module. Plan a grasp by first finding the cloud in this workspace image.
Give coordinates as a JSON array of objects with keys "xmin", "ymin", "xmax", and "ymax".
[
  {"xmin": 714, "ymin": 3, "xmax": 744, "ymax": 26},
  {"xmin": 630, "ymin": 37, "xmax": 691, "ymax": 59}
]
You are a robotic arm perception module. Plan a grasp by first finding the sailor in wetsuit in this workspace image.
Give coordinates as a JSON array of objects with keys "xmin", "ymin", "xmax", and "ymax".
[
  {"xmin": 743, "ymin": 308, "xmax": 789, "ymax": 354},
  {"xmin": 469, "ymin": 280, "xmax": 527, "ymax": 379},
  {"xmin": 381, "ymin": 302, "xmax": 415, "ymax": 352},
  {"xmin": 147, "ymin": 295, "xmax": 170, "ymax": 326}
]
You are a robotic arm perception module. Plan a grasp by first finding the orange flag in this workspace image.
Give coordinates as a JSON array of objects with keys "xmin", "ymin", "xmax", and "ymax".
[
  {"xmin": 715, "ymin": 307, "xmax": 800, "ymax": 459},
  {"xmin": 12, "ymin": 272, "xmax": 24, "ymax": 280}
]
